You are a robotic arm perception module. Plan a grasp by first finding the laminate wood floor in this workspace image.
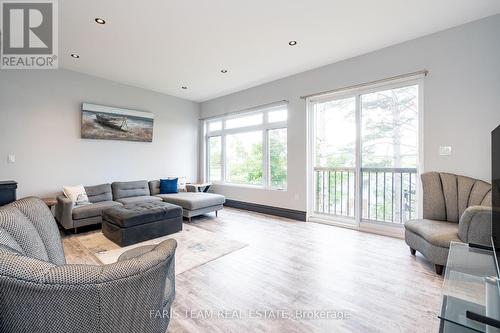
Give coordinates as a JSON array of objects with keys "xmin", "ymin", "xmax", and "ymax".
[{"xmin": 62, "ymin": 207, "xmax": 443, "ymax": 333}]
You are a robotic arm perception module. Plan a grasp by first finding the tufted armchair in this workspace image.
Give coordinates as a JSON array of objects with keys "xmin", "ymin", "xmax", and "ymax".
[
  {"xmin": 0, "ymin": 197, "xmax": 176, "ymax": 333},
  {"xmin": 404, "ymin": 172, "xmax": 492, "ymax": 275}
]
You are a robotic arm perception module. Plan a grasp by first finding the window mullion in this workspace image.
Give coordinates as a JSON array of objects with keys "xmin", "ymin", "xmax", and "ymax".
[
  {"xmin": 263, "ymin": 111, "xmax": 269, "ymax": 187},
  {"xmin": 221, "ymin": 134, "xmax": 227, "ymax": 183},
  {"xmin": 355, "ymin": 94, "xmax": 362, "ymax": 227}
]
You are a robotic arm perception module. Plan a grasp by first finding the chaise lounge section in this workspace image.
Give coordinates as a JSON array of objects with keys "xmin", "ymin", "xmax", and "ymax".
[{"xmin": 149, "ymin": 180, "xmax": 225, "ymax": 222}]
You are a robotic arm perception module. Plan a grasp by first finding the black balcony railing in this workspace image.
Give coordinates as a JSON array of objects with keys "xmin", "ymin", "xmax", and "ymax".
[{"xmin": 314, "ymin": 167, "xmax": 417, "ymax": 224}]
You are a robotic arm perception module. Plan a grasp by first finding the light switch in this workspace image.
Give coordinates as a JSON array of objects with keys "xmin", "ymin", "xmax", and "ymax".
[
  {"xmin": 439, "ymin": 146, "xmax": 452, "ymax": 156},
  {"xmin": 7, "ymin": 154, "xmax": 15, "ymax": 163}
]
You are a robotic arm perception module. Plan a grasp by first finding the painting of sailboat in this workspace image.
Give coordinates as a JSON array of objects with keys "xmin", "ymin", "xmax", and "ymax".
[{"xmin": 81, "ymin": 103, "xmax": 154, "ymax": 142}]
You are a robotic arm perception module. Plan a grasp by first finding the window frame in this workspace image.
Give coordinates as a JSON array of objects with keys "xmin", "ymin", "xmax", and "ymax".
[{"xmin": 205, "ymin": 105, "xmax": 288, "ymax": 190}]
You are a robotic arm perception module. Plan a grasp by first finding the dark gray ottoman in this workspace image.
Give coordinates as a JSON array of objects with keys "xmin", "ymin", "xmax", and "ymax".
[{"xmin": 102, "ymin": 201, "xmax": 182, "ymax": 247}]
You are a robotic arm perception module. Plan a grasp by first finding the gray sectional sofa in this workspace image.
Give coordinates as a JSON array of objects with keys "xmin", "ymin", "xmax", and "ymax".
[{"xmin": 55, "ymin": 179, "xmax": 225, "ymax": 231}]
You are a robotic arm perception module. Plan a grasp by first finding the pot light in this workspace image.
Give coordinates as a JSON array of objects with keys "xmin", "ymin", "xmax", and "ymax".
[
  {"xmin": 181, "ymin": 86, "xmax": 188, "ymax": 90},
  {"xmin": 221, "ymin": 69, "xmax": 228, "ymax": 73},
  {"xmin": 70, "ymin": 53, "xmax": 80, "ymax": 58},
  {"xmin": 95, "ymin": 18, "xmax": 106, "ymax": 24},
  {"xmin": 288, "ymin": 40, "xmax": 297, "ymax": 46}
]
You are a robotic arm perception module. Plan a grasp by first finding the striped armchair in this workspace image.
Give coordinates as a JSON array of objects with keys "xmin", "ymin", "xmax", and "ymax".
[{"xmin": 0, "ymin": 197, "xmax": 176, "ymax": 333}]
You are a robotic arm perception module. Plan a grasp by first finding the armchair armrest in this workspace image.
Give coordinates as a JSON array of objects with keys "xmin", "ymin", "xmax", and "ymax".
[
  {"xmin": 458, "ymin": 206, "xmax": 492, "ymax": 246},
  {"xmin": 54, "ymin": 195, "xmax": 74, "ymax": 229},
  {"xmin": 118, "ymin": 245, "xmax": 157, "ymax": 261}
]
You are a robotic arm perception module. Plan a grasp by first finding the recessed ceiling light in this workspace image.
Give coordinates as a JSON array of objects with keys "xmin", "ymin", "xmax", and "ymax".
[
  {"xmin": 70, "ymin": 53, "xmax": 80, "ymax": 58},
  {"xmin": 95, "ymin": 18, "xmax": 106, "ymax": 24},
  {"xmin": 221, "ymin": 69, "xmax": 228, "ymax": 73},
  {"xmin": 288, "ymin": 40, "xmax": 297, "ymax": 46},
  {"xmin": 181, "ymin": 86, "xmax": 188, "ymax": 90}
]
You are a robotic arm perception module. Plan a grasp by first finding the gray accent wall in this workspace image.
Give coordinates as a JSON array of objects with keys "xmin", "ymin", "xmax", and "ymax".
[
  {"xmin": 201, "ymin": 15, "xmax": 500, "ymax": 211},
  {"xmin": 0, "ymin": 69, "xmax": 200, "ymax": 198}
]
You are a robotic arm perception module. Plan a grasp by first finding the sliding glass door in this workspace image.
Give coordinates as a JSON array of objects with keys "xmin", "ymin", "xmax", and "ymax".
[
  {"xmin": 313, "ymin": 96, "xmax": 357, "ymax": 223},
  {"xmin": 309, "ymin": 80, "xmax": 421, "ymax": 227},
  {"xmin": 360, "ymin": 85, "xmax": 419, "ymax": 223}
]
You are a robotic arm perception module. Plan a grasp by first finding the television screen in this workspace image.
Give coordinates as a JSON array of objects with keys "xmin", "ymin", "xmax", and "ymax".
[{"xmin": 492, "ymin": 125, "xmax": 500, "ymax": 278}]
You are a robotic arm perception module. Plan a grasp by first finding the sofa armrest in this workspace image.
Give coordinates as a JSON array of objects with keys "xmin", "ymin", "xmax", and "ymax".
[
  {"xmin": 55, "ymin": 195, "xmax": 74, "ymax": 229},
  {"xmin": 458, "ymin": 206, "xmax": 492, "ymax": 245}
]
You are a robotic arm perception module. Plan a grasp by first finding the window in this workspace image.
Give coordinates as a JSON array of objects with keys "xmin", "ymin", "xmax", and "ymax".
[{"xmin": 205, "ymin": 104, "xmax": 288, "ymax": 189}]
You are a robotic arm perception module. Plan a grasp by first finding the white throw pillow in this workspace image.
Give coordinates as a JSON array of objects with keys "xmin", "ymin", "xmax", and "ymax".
[{"xmin": 63, "ymin": 185, "xmax": 90, "ymax": 206}]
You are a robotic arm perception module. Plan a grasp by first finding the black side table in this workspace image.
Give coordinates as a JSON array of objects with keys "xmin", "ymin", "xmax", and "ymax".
[{"xmin": 0, "ymin": 181, "xmax": 17, "ymax": 206}]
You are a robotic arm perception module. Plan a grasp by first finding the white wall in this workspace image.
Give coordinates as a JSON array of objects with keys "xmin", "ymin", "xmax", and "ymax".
[
  {"xmin": 0, "ymin": 69, "xmax": 200, "ymax": 198},
  {"xmin": 201, "ymin": 15, "xmax": 500, "ymax": 211}
]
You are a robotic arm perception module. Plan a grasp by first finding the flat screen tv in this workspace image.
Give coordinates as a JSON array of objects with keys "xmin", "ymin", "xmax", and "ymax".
[
  {"xmin": 491, "ymin": 126, "xmax": 500, "ymax": 282},
  {"xmin": 492, "ymin": 125, "xmax": 500, "ymax": 279}
]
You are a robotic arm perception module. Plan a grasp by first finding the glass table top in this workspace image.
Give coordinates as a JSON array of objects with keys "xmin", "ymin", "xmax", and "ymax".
[{"xmin": 439, "ymin": 242, "xmax": 500, "ymax": 333}]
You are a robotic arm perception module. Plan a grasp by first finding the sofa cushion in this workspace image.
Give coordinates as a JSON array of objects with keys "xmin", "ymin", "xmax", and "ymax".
[
  {"xmin": 115, "ymin": 196, "xmax": 162, "ymax": 205},
  {"xmin": 63, "ymin": 184, "xmax": 90, "ymax": 207},
  {"xmin": 102, "ymin": 201, "xmax": 182, "ymax": 228},
  {"xmin": 72, "ymin": 201, "xmax": 122, "ymax": 220},
  {"xmin": 85, "ymin": 184, "xmax": 112, "ymax": 203},
  {"xmin": 112, "ymin": 180, "xmax": 150, "ymax": 200},
  {"xmin": 160, "ymin": 178, "xmax": 178, "ymax": 194},
  {"xmin": 404, "ymin": 219, "xmax": 460, "ymax": 248},
  {"xmin": 156, "ymin": 192, "xmax": 225, "ymax": 210}
]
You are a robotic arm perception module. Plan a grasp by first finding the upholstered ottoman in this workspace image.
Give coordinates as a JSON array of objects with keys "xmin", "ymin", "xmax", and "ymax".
[{"xmin": 102, "ymin": 201, "xmax": 182, "ymax": 246}]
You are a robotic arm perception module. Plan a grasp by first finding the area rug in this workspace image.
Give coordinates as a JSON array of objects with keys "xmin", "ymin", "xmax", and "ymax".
[{"xmin": 75, "ymin": 225, "xmax": 248, "ymax": 275}]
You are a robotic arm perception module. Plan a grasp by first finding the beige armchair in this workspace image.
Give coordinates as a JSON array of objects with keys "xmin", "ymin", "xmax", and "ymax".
[{"xmin": 404, "ymin": 172, "xmax": 492, "ymax": 275}]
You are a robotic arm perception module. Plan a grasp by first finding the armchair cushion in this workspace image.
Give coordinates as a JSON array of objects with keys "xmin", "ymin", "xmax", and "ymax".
[
  {"xmin": 458, "ymin": 206, "xmax": 492, "ymax": 246},
  {"xmin": 404, "ymin": 219, "xmax": 460, "ymax": 248}
]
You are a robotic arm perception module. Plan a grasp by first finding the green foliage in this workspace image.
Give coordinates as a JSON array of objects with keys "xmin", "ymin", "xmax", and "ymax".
[{"xmin": 269, "ymin": 129, "xmax": 287, "ymax": 187}]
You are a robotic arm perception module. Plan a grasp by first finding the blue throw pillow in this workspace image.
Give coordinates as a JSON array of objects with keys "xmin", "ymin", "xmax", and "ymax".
[{"xmin": 160, "ymin": 178, "xmax": 178, "ymax": 194}]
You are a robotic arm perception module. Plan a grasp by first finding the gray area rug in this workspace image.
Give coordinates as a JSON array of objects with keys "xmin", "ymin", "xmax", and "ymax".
[{"xmin": 74, "ymin": 225, "xmax": 248, "ymax": 275}]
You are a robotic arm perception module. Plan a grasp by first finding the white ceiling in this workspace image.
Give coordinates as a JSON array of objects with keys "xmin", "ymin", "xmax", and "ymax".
[{"xmin": 60, "ymin": 0, "xmax": 500, "ymax": 102}]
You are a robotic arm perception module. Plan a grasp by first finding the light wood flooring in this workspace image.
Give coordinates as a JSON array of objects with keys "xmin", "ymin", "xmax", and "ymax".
[{"xmin": 62, "ymin": 207, "xmax": 443, "ymax": 333}]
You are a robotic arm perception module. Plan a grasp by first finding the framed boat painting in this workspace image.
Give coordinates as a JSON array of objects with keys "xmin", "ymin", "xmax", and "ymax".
[{"xmin": 81, "ymin": 103, "xmax": 154, "ymax": 142}]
